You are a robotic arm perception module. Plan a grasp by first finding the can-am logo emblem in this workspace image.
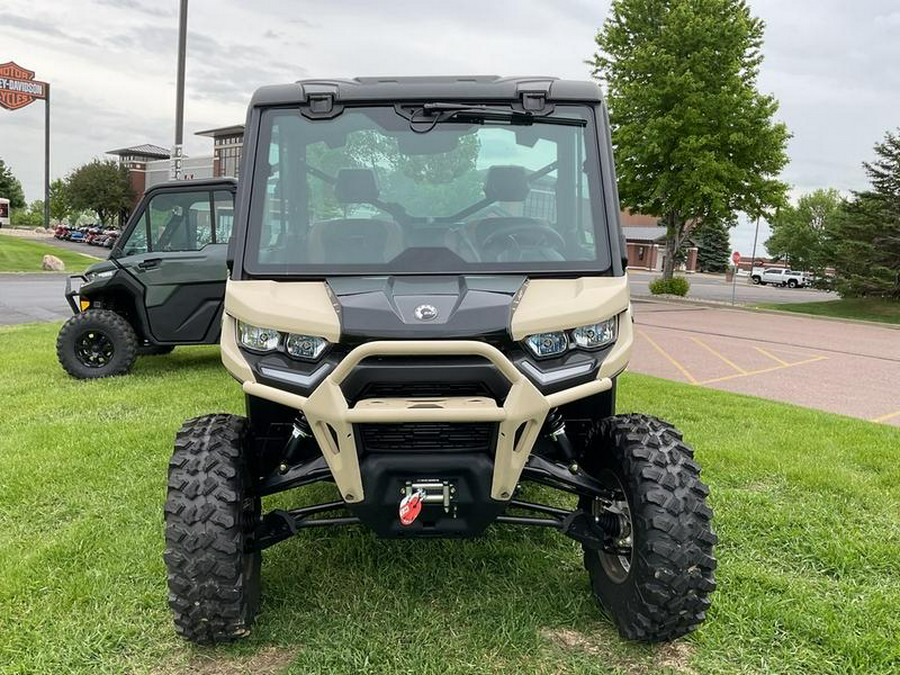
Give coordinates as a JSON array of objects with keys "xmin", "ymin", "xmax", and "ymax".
[{"xmin": 414, "ymin": 304, "xmax": 438, "ymax": 321}]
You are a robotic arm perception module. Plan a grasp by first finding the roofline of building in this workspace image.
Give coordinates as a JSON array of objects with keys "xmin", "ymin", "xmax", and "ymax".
[{"xmin": 195, "ymin": 124, "xmax": 245, "ymax": 138}]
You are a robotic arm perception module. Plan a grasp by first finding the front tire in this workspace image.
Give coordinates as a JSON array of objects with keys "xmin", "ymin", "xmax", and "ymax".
[
  {"xmin": 164, "ymin": 414, "xmax": 261, "ymax": 644},
  {"xmin": 56, "ymin": 309, "xmax": 138, "ymax": 379},
  {"xmin": 578, "ymin": 414, "xmax": 716, "ymax": 642},
  {"xmin": 788, "ymin": 279, "xmax": 798, "ymax": 288}
]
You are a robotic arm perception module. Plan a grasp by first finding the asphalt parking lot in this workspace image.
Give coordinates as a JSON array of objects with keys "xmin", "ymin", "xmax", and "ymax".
[
  {"xmin": 0, "ymin": 273, "xmax": 71, "ymax": 325},
  {"xmin": 630, "ymin": 300, "xmax": 900, "ymax": 426}
]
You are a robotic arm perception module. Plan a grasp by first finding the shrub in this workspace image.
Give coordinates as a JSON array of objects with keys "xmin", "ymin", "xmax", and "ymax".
[{"xmin": 649, "ymin": 276, "xmax": 690, "ymax": 296}]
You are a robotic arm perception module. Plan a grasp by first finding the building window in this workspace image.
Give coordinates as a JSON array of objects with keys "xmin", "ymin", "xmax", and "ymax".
[
  {"xmin": 218, "ymin": 145, "xmax": 242, "ymax": 178},
  {"xmin": 638, "ymin": 246, "xmax": 645, "ymax": 261}
]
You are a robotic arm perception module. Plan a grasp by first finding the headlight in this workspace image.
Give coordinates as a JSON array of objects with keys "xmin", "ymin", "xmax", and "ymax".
[
  {"xmin": 524, "ymin": 331, "xmax": 568, "ymax": 358},
  {"xmin": 238, "ymin": 321, "xmax": 280, "ymax": 352},
  {"xmin": 522, "ymin": 317, "xmax": 618, "ymax": 359},
  {"xmin": 572, "ymin": 318, "xmax": 617, "ymax": 350},
  {"xmin": 85, "ymin": 269, "xmax": 115, "ymax": 281},
  {"xmin": 285, "ymin": 333, "xmax": 329, "ymax": 361}
]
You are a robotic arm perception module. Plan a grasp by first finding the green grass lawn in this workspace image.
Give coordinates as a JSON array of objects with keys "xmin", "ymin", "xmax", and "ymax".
[
  {"xmin": 756, "ymin": 297, "xmax": 900, "ymax": 325},
  {"xmin": 0, "ymin": 232, "xmax": 99, "ymax": 273},
  {"xmin": 1, "ymin": 323, "xmax": 898, "ymax": 674}
]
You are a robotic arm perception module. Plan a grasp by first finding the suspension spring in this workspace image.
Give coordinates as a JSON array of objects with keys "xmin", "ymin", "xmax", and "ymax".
[
  {"xmin": 544, "ymin": 408, "xmax": 565, "ymax": 437},
  {"xmin": 281, "ymin": 414, "xmax": 313, "ymax": 469}
]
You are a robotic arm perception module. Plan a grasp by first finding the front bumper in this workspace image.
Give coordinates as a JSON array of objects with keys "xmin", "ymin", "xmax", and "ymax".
[
  {"xmin": 225, "ymin": 313, "xmax": 633, "ymax": 504},
  {"xmin": 64, "ymin": 274, "xmax": 88, "ymax": 314}
]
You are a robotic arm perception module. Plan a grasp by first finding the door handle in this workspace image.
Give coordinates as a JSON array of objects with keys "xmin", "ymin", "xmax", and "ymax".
[{"xmin": 138, "ymin": 258, "xmax": 162, "ymax": 270}]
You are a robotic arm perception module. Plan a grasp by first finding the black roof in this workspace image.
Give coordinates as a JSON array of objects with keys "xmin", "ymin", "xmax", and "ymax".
[
  {"xmin": 249, "ymin": 76, "xmax": 604, "ymax": 108},
  {"xmin": 107, "ymin": 143, "xmax": 170, "ymax": 159}
]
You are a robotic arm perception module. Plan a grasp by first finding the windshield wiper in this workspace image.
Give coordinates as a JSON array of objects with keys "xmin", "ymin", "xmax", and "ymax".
[{"xmin": 406, "ymin": 103, "xmax": 587, "ymax": 132}]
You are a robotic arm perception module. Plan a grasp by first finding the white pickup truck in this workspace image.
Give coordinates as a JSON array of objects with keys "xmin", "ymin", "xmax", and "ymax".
[{"xmin": 750, "ymin": 267, "xmax": 810, "ymax": 288}]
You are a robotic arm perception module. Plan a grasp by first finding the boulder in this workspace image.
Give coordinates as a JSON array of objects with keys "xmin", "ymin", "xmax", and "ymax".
[{"xmin": 41, "ymin": 255, "xmax": 65, "ymax": 272}]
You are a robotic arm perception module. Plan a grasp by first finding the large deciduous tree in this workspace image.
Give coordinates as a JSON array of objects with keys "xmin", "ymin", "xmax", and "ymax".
[
  {"xmin": 0, "ymin": 158, "xmax": 27, "ymax": 210},
  {"xmin": 828, "ymin": 129, "xmax": 900, "ymax": 299},
  {"xmin": 765, "ymin": 188, "xmax": 842, "ymax": 273},
  {"xmin": 66, "ymin": 159, "xmax": 134, "ymax": 226},
  {"xmin": 591, "ymin": 0, "xmax": 790, "ymax": 278},
  {"xmin": 48, "ymin": 178, "xmax": 72, "ymax": 224}
]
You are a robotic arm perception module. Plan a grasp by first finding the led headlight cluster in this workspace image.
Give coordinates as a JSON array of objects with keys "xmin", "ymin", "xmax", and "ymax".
[
  {"xmin": 237, "ymin": 321, "xmax": 329, "ymax": 361},
  {"xmin": 522, "ymin": 317, "xmax": 618, "ymax": 359}
]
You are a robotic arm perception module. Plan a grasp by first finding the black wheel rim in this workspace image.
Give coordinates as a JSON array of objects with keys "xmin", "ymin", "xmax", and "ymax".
[
  {"xmin": 592, "ymin": 472, "xmax": 634, "ymax": 584},
  {"xmin": 74, "ymin": 330, "xmax": 115, "ymax": 368}
]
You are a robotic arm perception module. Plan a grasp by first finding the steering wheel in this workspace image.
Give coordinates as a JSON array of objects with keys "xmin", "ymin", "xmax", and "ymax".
[{"xmin": 481, "ymin": 222, "xmax": 567, "ymax": 262}]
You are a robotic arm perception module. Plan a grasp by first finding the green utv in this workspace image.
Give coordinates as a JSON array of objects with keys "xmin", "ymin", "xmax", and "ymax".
[
  {"xmin": 165, "ymin": 76, "xmax": 716, "ymax": 644},
  {"xmin": 56, "ymin": 179, "xmax": 236, "ymax": 378}
]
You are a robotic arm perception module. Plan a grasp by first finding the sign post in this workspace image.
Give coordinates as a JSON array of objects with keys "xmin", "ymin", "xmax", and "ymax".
[
  {"xmin": 0, "ymin": 62, "xmax": 51, "ymax": 228},
  {"xmin": 730, "ymin": 251, "xmax": 741, "ymax": 306}
]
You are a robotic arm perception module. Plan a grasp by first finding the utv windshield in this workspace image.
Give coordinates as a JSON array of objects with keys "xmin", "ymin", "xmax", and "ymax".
[{"xmin": 246, "ymin": 105, "xmax": 611, "ymax": 275}]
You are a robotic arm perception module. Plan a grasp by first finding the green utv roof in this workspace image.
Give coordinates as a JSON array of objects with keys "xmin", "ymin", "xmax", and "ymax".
[{"xmin": 249, "ymin": 76, "xmax": 605, "ymax": 108}]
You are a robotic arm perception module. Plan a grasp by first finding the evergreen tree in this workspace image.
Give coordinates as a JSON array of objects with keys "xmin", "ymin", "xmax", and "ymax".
[
  {"xmin": 829, "ymin": 129, "xmax": 900, "ymax": 299},
  {"xmin": 591, "ymin": 0, "xmax": 789, "ymax": 279},
  {"xmin": 694, "ymin": 218, "xmax": 731, "ymax": 273}
]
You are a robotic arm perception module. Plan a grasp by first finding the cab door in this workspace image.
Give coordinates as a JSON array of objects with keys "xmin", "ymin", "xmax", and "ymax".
[{"xmin": 115, "ymin": 187, "xmax": 235, "ymax": 343}]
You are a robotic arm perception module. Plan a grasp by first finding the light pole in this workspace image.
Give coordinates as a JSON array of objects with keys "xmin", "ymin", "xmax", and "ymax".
[
  {"xmin": 749, "ymin": 213, "xmax": 761, "ymax": 271},
  {"xmin": 171, "ymin": 0, "xmax": 188, "ymax": 180}
]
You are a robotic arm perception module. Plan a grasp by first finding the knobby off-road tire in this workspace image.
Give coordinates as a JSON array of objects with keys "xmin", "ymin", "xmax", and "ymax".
[
  {"xmin": 578, "ymin": 414, "xmax": 716, "ymax": 642},
  {"xmin": 164, "ymin": 414, "xmax": 261, "ymax": 644},
  {"xmin": 56, "ymin": 309, "xmax": 138, "ymax": 379}
]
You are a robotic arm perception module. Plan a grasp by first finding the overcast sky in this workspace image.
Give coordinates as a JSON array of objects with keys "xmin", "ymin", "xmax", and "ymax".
[{"xmin": 2, "ymin": 0, "xmax": 899, "ymax": 253}]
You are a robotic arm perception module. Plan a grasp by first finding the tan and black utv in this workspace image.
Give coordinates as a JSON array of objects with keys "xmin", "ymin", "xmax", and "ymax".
[{"xmin": 164, "ymin": 76, "xmax": 716, "ymax": 645}]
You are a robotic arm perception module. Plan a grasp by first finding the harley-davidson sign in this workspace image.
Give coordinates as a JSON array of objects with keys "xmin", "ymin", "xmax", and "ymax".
[{"xmin": 0, "ymin": 62, "xmax": 48, "ymax": 111}]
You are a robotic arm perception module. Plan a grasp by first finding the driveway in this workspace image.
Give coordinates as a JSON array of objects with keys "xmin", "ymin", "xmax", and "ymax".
[
  {"xmin": 0, "ymin": 273, "xmax": 71, "ymax": 325},
  {"xmin": 630, "ymin": 300, "xmax": 900, "ymax": 426}
]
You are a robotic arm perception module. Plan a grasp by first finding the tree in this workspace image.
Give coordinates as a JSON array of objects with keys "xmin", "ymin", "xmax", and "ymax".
[
  {"xmin": 591, "ymin": 0, "xmax": 790, "ymax": 279},
  {"xmin": 10, "ymin": 200, "xmax": 44, "ymax": 228},
  {"xmin": 48, "ymin": 178, "xmax": 71, "ymax": 224},
  {"xmin": 66, "ymin": 159, "xmax": 134, "ymax": 226},
  {"xmin": 765, "ymin": 189, "xmax": 842, "ymax": 273},
  {"xmin": 693, "ymin": 218, "xmax": 731, "ymax": 272},
  {"xmin": 0, "ymin": 158, "xmax": 27, "ymax": 210},
  {"xmin": 828, "ymin": 129, "xmax": 900, "ymax": 299}
]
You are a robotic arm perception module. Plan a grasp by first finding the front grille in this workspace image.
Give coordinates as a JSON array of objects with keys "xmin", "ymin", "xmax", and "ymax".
[
  {"xmin": 359, "ymin": 422, "xmax": 497, "ymax": 453},
  {"xmin": 356, "ymin": 381, "xmax": 493, "ymax": 400}
]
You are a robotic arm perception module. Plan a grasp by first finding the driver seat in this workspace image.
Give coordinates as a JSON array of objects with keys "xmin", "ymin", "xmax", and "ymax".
[
  {"xmin": 308, "ymin": 169, "xmax": 403, "ymax": 264},
  {"xmin": 472, "ymin": 166, "xmax": 565, "ymax": 262}
]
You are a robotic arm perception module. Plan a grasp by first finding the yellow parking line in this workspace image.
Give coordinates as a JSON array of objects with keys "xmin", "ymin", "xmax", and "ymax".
[
  {"xmin": 638, "ymin": 330, "xmax": 698, "ymax": 384},
  {"xmin": 755, "ymin": 346, "xmax": 792, "ymax": 367},
  {"xmin": 700, "ymin": 356, "xmax": 828, "ymax": 385},
  {"xmin": 872, "ymin": 409, "xmax": 900, "ymax": 423},
  {"xmin": 691, "ymin": 337, "xmax": 748, "ymax": 374}
]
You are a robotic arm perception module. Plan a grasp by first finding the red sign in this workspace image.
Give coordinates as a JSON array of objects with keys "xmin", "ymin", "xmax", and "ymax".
[
  {"xmin": 731, "ymin": 251, "xmax": 741, "ymax": 265},
  {"xmin": 0, "ymin": 62, "xmax": 48, "ymax": 111}
]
